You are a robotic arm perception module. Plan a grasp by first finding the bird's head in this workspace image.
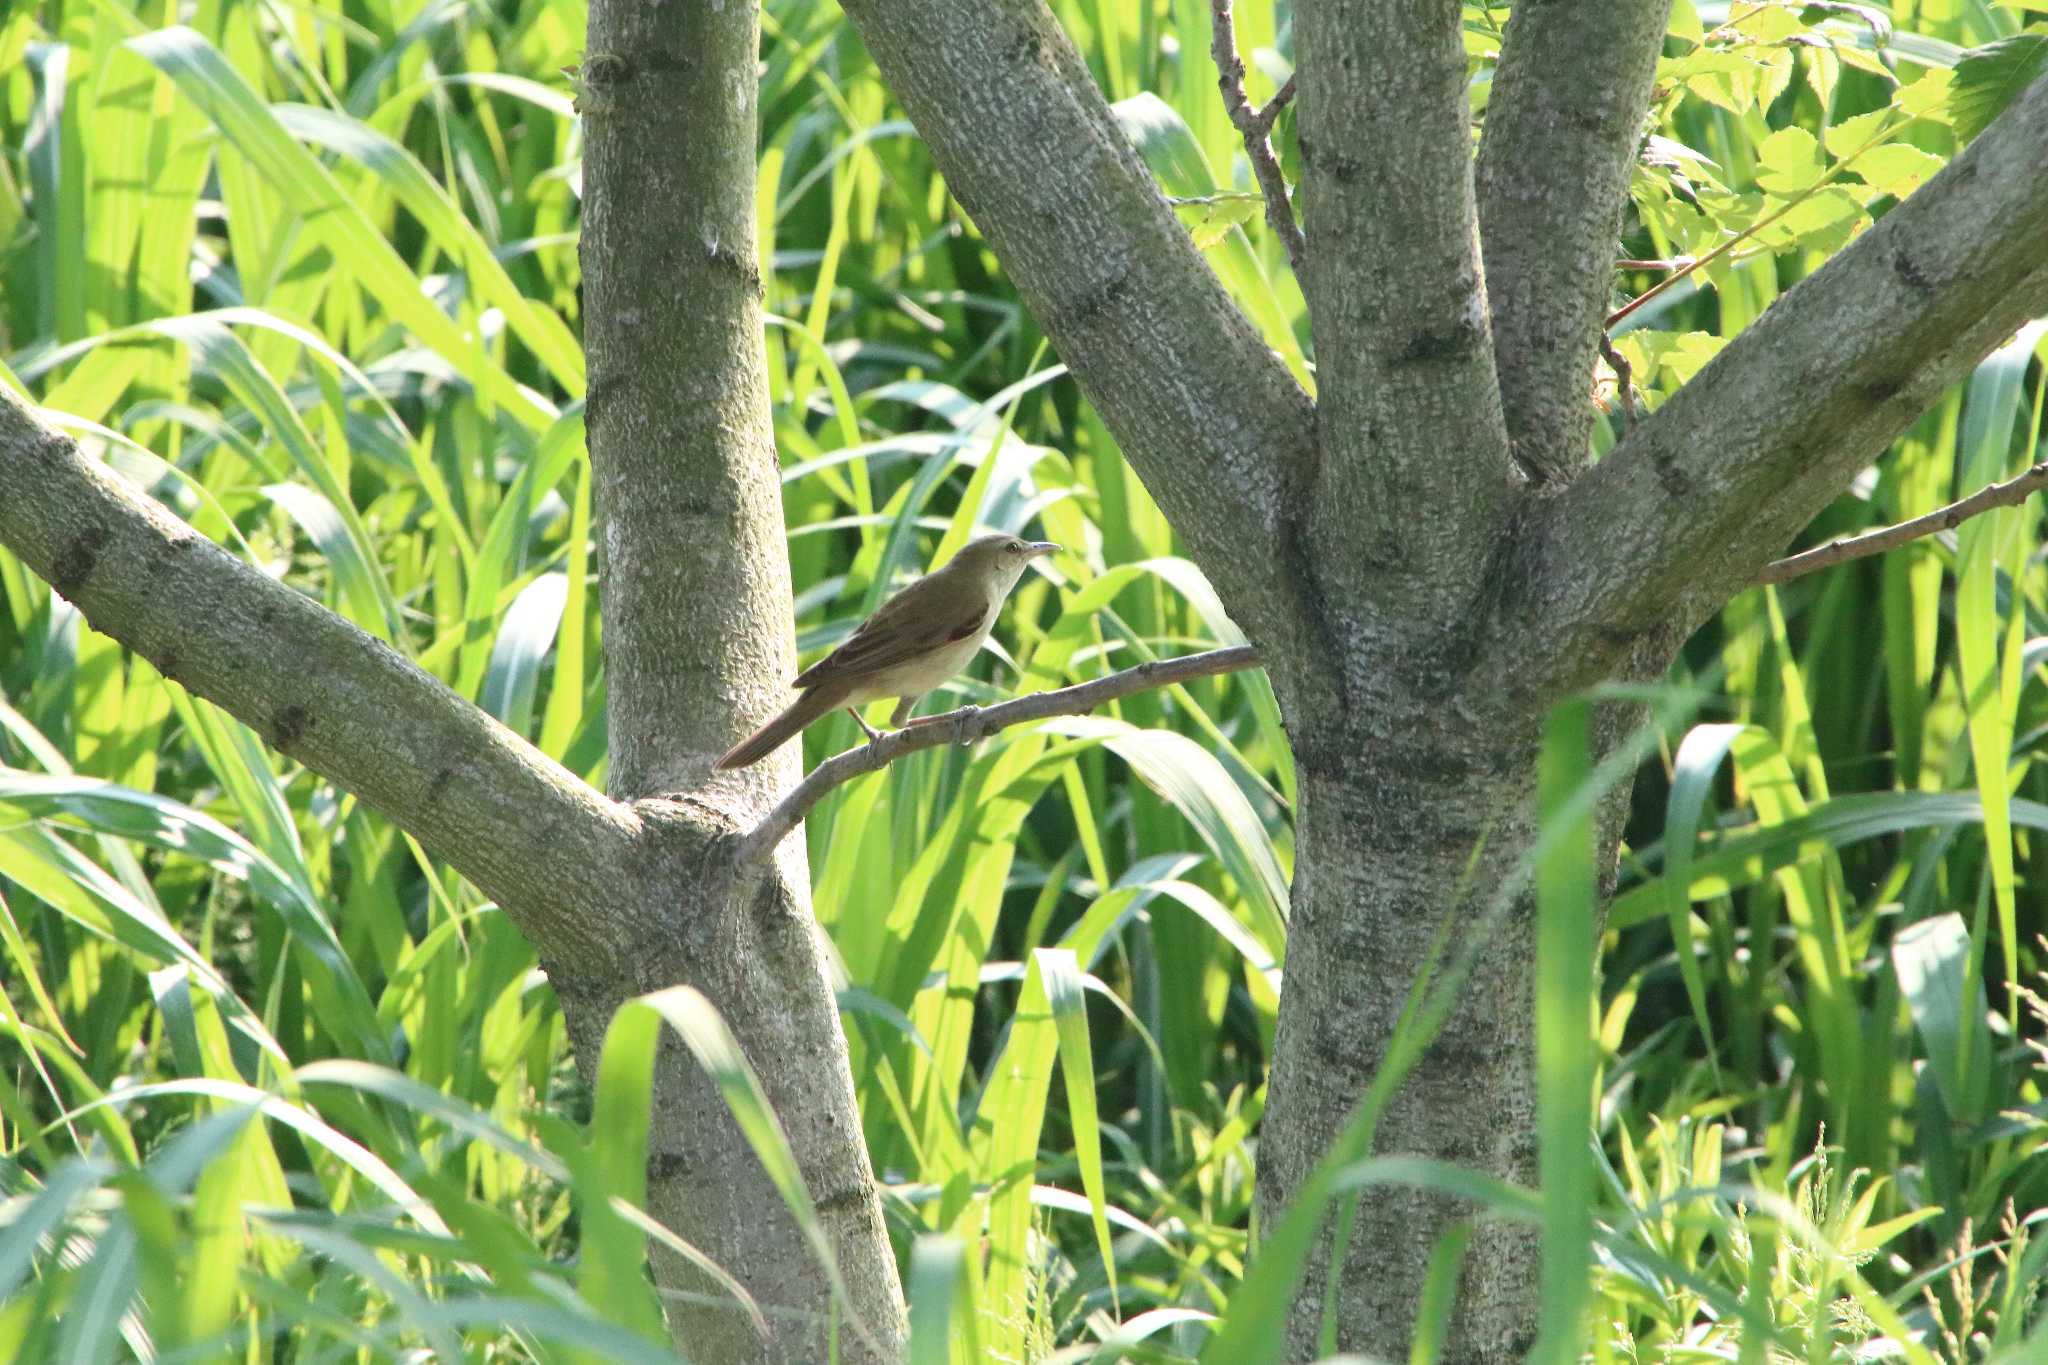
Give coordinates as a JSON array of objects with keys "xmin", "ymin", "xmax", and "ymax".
[{"xmin": 949, "ymin": 533, "xmax": 1060, "ymax": 590}]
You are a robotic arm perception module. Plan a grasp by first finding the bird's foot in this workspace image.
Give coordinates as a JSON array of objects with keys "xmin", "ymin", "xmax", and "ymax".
[{"xmin": 950, "ymin": 705, "xmax": 983, "ymax": 747}]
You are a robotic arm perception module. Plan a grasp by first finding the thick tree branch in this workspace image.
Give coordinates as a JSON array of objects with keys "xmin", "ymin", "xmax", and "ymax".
[
  {"xmin": 1209, "ymin": 0, "xmax": 1305, "ymax": 277},
  {"xmin": 1293, "ymin": 0, "xmax": 1511, "ymax": 614},
  {"xmin": 733, "ymin": 647, "xmax": 1261, "ymax": 865},
  {"xmin": 1513, "ymin": 71, "xmax": 2048, "ymax": 697},
  {"xmin": 1759, "ymin": 462, "xmax": 2048, "ymax": 585},
  {"xmin": 834, "ymin": 0, "xmax": 1319, "ymax": 653},
  {"xmin": 1475, "ymin": 0, "xmax": 1673, "ymax": 483},
  {"xmin": 0, "ymin": 388, "xmax": 640, "ymax": 970}
]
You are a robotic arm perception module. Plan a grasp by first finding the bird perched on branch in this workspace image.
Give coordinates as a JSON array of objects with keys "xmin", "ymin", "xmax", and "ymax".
[{"xmin": 714, "ymin": 533, "xmax": 1059, "ymax": 771}]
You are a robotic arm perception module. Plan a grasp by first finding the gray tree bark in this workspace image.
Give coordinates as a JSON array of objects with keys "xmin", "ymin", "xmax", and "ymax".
[{"xmin": 6, "ymin": 0, "xmax": 2048, "ymax": 1360}]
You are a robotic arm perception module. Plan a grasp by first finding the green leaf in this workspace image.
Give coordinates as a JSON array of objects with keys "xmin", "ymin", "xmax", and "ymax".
[
  {"xmin": 272, "ymin": 103, "xmax": 585, "ymax": 395},
  {"xmin": 128, "ymin": 27, "xmax": 553, "ymax": 430},
  {"xmin": 1849, "ymin": 143, "xmax": 1946, "ymax": 198},
  {"xmin": 1662, "ymin": 723, "xmax": 1744, "ymax": 1080},
  {"xmin": 1111, "ymin": 91, "xmax": 1308, "ymax": 382},
  {"xmin": 1953, "ymin": 321, "xmax": 2047, "ymax": 1010},
  {"xmin": 1043, "ymin": 717, "xmax": 1288, "ymax": 955},
  {"xmin": 1037, "ymin": 948, "xmax": 1117, "ymax": 1307},
  {"xmin": 480, "ymin": 572, "xmax": 569, "ymax": 737},
  {"xmin": 1950, "ymin": 32, "xmax": 2048, "ymax": 142},
  {"xmin": 974, "ymin": 950, "xmax": 1064, "ymax": 1361},
  {"xmin": 1187, "ymin": 194, "xmax": 1261, "ymax": 251},
  {"xmin": 0, "ymin": 768, "xmax": 386, "ymax": 1062},
  {"xmin": 905, "ymin": 1236, "xmax": 973, "ymax": 1365},
  {"xmin": 1754, "ymin": 126, "xmax": 1822, "ymax": 193}
]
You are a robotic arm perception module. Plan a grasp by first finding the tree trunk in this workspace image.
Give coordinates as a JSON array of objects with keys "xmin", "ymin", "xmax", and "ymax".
[
  {"xmin": 541, "ymin": 846, "xmax": 905, "ymax": 1365},
  {"xmin": 826, "ymin": 0, "xmax": 2048, "ymax": 1349},
  {"xmin": 1258, "ymin": 630, "xmax": 1673, "ymax": 1361},
  {"xmin": 1263, "ymin": 709, "xmax": 1543, "ymax": 1360},
  {"xmin": 571, "ymin": 0, "xmax": 906, "ymax": 1357}
]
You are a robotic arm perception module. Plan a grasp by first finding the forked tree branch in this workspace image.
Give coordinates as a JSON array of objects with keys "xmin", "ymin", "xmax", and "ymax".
[
  {"xmin": 1516, "ymin": 71, "xmax": 2048, "ymax": 695},
  {"xmin": 733, "ymin": 646, "xmax": 1261, "ymax": 865},
  {"xmin": 836, "ymin": 0, "xmax": 1319, "ymax": 658},
  {"xmin": 0, "ymin": 389, "xmax": 641, "ymax": 970},
  {"xmin": 1759, "ymin": 462, "xmax": 2048, "ymax": 585},
  {"xmin": 1474, "ymin": 0, "xmax": 1673, "ymax": 483},
  {"xmin": 1209, "ymin": 0, "xmax": 1305, "ymax": 276}
]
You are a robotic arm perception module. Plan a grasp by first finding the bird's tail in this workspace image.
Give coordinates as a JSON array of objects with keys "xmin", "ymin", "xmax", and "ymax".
[{"xmin": 714, "ymin": 685, "xmax": 847, "ymax": 771}]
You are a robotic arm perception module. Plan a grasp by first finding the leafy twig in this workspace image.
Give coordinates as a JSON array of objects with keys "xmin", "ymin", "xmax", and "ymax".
[
  {"xmin": 1208, "ymin": 0, "xmax": 1306, "ymax": 275},
  {"xmin": 1609, "ymin": 112, "xmax": 1927, "ymax": 330}
]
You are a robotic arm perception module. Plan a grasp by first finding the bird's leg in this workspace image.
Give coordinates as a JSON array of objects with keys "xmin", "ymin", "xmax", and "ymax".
[{"xmin": 888, "ymin": 697, "xmax": 916, "ymax": 729}]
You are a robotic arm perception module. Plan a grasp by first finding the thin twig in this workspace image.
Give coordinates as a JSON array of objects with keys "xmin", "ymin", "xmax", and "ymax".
[
  {"xmin": 1209, "ymin": 0, "xmax": 1307, "ymax": 276},
  {"xmin": 733, "ymin": 646, "xmax": 1262, "ymax": 864},
  {"xmin": 1598, "ymin": 333, "xmax": 1636, "ymax": 433},
  {"xmin": 1254, "ymin": 74, "xmax": 1298, "ymax": 133},
  {"xmin": 1759, "ymin": 462, "xmax": 2048, "ymax": 585}
]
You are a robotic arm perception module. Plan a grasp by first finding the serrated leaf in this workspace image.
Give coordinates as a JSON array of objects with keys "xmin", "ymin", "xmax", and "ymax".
[
  {"xmin": 1895, "ymin": 66, "xmax": 1955, "ymax": 118},
  {"xmin": 1833, "ymin": 39, "xmax": 1899, "ymax": 80},
  {"xmin": 1661, "ymin": 332, "xmax": 1728, "ymax": 385},
  {"xmin": 1733, "ymin": 6, "xmax": 1806, "ymax": 42},
  {"xmin": 1822, "ymin": 106, "xmax": 1895, "ymax": 159},
  {"xmin": 1759, "ymin": 187, "xmax": 1867, "ymax": 254},
  {"xmin": 1669, "ymin": 0, "xmax": 1705, "ymax": 46},
  {"xmin": 1676, "ymin": 52, "xmax": 1761, "ymax": 114},
  {"xmin": 1950, "ymin": 32, "xmax": 2048, "ymax": 141}
]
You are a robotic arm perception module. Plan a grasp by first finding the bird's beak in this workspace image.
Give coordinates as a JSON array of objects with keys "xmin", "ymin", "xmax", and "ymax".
[{"xmin": 1025, "ymin": 541, "xmax": 1060, "ymax": 559}]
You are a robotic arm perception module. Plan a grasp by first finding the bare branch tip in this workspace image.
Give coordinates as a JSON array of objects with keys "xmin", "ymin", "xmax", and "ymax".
[{"xmin": 1759, "ymin": 461, "xmax": 2048, "ymax": 586}]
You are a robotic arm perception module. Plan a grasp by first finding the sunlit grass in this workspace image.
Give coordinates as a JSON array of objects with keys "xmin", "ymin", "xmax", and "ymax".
[{"xmin": 1, "ymin": 0, "xmax": 2045, "ymax": 1360}]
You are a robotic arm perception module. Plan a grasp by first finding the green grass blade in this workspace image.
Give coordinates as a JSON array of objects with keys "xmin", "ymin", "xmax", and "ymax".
[
  {"xmin": 1531, "ymin": 700, "xmax": 1597, "ymax": 1365},
  {"xmin": 128, "ymin": 26, "xmax": 552, "ymax": 429},
  {"xmin": 1951, "ymin": 320, "xmax": 2047, "ymax": 1018}
]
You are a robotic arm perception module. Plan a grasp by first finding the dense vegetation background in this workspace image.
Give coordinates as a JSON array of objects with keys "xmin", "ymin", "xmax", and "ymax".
[{"xmin": 1, "ymin": 0, "xmax": 2046, "ymax": 1359}]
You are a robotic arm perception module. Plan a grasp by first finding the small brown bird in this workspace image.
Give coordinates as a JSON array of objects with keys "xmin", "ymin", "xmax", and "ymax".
[{"xmin": 715, "ymin": 533, "xmax": 1059, "ymax": 771}]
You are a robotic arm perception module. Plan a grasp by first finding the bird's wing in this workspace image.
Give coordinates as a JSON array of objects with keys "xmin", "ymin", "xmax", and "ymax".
[{"xmin": 793, "ymin": 570, "xmax": 985, "ymax": 690}]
